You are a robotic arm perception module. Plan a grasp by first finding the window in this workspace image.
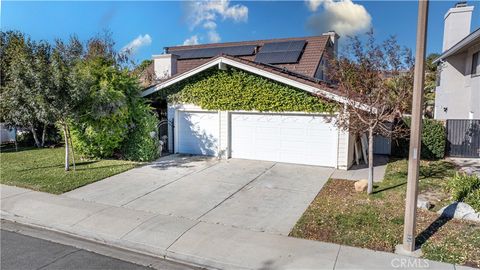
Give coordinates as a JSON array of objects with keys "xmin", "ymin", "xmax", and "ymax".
[{"xmin": 472, "ymin": 51, "xmax": 480, "ymax": 76}]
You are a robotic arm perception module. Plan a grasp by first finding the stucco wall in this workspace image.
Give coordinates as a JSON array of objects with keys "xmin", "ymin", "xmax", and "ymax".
[{"xmin": 435, "ymin": 42, "xmax": 480, "ymax": 120}]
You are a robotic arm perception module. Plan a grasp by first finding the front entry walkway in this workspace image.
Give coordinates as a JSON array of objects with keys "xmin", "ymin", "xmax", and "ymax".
[
  {"xmin": 64, "ymin": 155, "xmax": 334, "ymax": 235},
  {"xmin": 448, "ymin": 157, "xmax": 480, "ymax": 177},
  {"xmin": 331, "ymin": 155, "xmax": 389, "ymax": 182}
]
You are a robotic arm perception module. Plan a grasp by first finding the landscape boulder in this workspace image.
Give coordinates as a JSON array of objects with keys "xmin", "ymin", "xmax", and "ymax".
[
  {"xmin": 354, "ymin": 180, "xmax": 368, "ymax": 192},
  {"xmin": 417, "ymin": 197, "xmax": 431, "ymax": 210},
  {"xmin": 437, "ymin": 202, "xmax": 480, "ymax": 222}
]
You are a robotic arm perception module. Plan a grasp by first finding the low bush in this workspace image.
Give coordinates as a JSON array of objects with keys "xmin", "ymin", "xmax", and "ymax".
[
  {"xmin": 464, "ymin": 189, "xmax": 480, "ymax": 212},
  {"xmin": 446, "ymin": 172, "xmax": 480, "ymax": 205},
  {"xmin": 120, "ymin": 103, "xmax": 160, "ymax": 162},
  {"xmin": 392, "ymin": 118, "xmax": 446, "ymax": 160}
]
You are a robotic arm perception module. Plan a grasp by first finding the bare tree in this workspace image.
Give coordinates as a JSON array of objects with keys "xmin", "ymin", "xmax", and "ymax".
[{"xmin": 329, "ymin": 32, "xmax": 414, "ymax": 194}]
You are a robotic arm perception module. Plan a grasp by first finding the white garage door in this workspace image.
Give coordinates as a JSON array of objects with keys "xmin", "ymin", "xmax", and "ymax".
[
  {"xmin": 231, "ymin": 113, "xmax": 338, "ymax": 167},
  {"xmin": 177, "ymin": 111, "xmax": 219, "ymax": 156}
]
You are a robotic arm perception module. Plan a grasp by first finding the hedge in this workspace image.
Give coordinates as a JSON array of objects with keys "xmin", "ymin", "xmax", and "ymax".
[
  {"xmin": 392, "ymin": 118, "xmax": 446, "ymax": 160},
  {"xmin": 154, "ymin": 67, "xmax": 337, "ymax": 113}
]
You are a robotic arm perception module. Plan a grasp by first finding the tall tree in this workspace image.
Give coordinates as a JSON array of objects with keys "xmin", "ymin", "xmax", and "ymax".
[
  {"xmin": 49, "ymin": 36, "xmax": 84, "ymax": 171},
  {"xmin": 330, "ymin": 32, "xmax": 414, "ymax": 194},
  {"xmin": 0, "ymin": 31, "xmax": 51, "ymax": 147}
]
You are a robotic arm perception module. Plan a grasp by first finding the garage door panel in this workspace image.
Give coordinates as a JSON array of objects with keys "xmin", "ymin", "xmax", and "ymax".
[
  {"xmin": 231, "ymin": 113, "xmax": 338, "ymax": 167},
  {"xmin": 281, "ymin": 127, "xmax": 305, "ymax": 138},
  {"xmin": 177, "ymin": 111, "xmax": 219, "ymax": 156}
]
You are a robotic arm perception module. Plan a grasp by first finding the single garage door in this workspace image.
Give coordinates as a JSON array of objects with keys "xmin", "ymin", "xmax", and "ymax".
[
  {"xmin": 231, "ymin": 113, "xmax": 338, "ymax": 167},
  {"xmin": 177, "ymin": 111, "xmax": 219, "ymax": 156}
]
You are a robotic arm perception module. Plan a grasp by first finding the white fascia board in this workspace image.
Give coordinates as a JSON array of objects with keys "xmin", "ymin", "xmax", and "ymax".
[
  {"xmin": 142, "ymin": 57, "xmax": 372, "ymax": 112},
  {"xmin": 141, "ymin": 59, "xmax": 221, "ymax": 97}
]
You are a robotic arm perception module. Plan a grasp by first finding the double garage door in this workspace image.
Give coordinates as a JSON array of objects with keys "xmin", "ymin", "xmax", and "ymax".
[{"xmin": 176, "ymin": 111, "xmax": 338, "ymax": 167}]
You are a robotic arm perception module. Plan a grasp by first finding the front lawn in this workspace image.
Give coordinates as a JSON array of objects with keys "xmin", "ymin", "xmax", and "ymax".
[
  {"xmin": 0, "ymin": 146, "xmax": 139, "ymax": 194},
  {"xmin": 290, "ymin": 159, "xmax": 480, "ymax": 268}
]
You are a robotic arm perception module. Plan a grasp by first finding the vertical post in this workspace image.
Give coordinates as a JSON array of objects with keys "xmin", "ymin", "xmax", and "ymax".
[{"xmin": 401, "ymin": 0, "xmax": 429, "ymax": 254}]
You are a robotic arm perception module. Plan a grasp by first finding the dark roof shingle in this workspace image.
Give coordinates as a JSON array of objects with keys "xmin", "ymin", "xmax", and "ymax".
[{"xmin": 166, "ymin": 35, "xmax": 331, "ymax": 78}]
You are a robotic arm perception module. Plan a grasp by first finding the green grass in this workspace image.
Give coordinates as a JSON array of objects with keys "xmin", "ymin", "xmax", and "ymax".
[
  {"xmin": 0, "ymin": 146, "xmax": 139, "ymax": 194},
  {"xmin": 290, "ymin": 159, "xmax": 480, "ymax": 268}
]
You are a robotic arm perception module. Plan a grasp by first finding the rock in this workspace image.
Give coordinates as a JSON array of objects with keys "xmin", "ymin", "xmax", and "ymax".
[
  {"xmin": 459, "ymin": 167, "xmax": 475, "ymax": 175},
  {"xmin": 417, "ymin": 197, "xmax": 431, "ymax": 210},
  {"xmin": 354, "ymin": 179, "xmax": 368, "ymax": 192},
  {"xmin": 437, "ymin": 202, "xmax": 480, "ymax": 222}
]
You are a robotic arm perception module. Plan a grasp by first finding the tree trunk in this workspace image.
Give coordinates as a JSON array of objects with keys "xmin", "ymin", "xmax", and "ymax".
[
  {"xmin": 67, "ymin": 126, "xmax": 76, "ymax": 171},
  {"xmin": 63, "ymin": 124, "xmax": 70, "ymax": 171},
  {"xmin": 367, "ymin": 127, "xmax": 374, "ymax": 194},
  {"xmin": 30, "ymin": 125, "xmax": 41, "ymax": 148},
  {"xmin": 41, "ymin": 124, "xmax": 47, "ymax": 147}
]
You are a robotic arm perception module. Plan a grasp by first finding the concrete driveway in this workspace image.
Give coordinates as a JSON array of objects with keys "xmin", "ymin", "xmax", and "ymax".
[{"xmin": 64, "ymin": 155, "xmax": 333, "ymax": 235}]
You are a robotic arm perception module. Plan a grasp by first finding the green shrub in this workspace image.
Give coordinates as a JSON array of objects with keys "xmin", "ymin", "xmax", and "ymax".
[
  {"xmin": 464, "ymin": 188, "xmax": 480, "ymax": 212},
  {"xmin": 120, "ymin": 103, "xmax": 160, "ymax": 161},
  {"xmin": 70, "ymin": 107, "xmax": 130, "ymax": 158},
  {"xmin": 421, "ymin": 119, "xmax": 446, "ymax": 159},
  {"xmin": 392, "ymin": 118, "xmax": 446, "ymax": 160},
  {"xmin": 446, "ymin": 172, "xmax": 480, "ymax": 202}
]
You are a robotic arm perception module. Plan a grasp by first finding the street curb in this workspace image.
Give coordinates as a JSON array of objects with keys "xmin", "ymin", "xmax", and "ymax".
[{"xmin": 0, "ymin": 212, "xmax": 213, "ymax": 270}]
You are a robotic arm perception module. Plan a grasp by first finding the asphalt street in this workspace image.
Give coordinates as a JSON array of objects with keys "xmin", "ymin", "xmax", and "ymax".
[{"xmin": 0, "ymin": 228, "xmax": 196, "ymax": 270}]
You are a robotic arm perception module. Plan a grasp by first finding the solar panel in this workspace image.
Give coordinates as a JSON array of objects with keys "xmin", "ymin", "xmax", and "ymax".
[
  {"xmin": 172, "ymin": 45, "xmax": 257, "ymax": 59},
  {"xmin": 254, "ymin": 40, "xmax": 306, "ymax": 64},
  {"xmin": 254, "ymin": 51, "xmax": 302, "ymax": 64},
  {"xmin": 259, "ymin": 40, "xmax": 306, "ymax": 53}
]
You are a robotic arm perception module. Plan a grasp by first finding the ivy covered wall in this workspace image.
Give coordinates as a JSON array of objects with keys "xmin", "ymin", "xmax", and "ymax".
[{"xmin": 153, "ymin": 67, "xmax": 337, "ymax": 113}]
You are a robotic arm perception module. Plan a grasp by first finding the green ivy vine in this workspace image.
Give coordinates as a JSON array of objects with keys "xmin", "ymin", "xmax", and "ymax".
[{"xmin": 152, "ymin": 67, "xmax": 337, "ymax": 113}]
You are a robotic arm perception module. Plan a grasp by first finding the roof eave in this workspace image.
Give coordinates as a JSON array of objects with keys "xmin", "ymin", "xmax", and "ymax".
[
  {"xmin": 141, "ymin": 56, "xmax": 372, "ymax": 112},
  {"xmin": 433, "ymin": 28, "xmax": 480, "ymax": 64}
]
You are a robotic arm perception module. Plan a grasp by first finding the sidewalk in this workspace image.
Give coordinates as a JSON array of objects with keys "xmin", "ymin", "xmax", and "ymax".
[
  {"xmin": 0, "ymin": 184, "xmax": 474, "ymax": 270},
  {"xmin": 331, "ymin": 155, "xmax": 388, "ymax": 182}
]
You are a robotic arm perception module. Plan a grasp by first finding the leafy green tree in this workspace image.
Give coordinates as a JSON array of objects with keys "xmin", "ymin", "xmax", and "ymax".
[
  {"xmin": 424, "ymin": 53, "xmax": 439, "ymax": 118},
  {"xmin": 0, "ymin": 31, "xmax": 52, "ymax": 147},
  {"xmin": 49, "ymin": 36, "xmax": 85, "ymax": 170},
  {"xmin": 69, "ymin": 36, "xmax": 133, "ymax": 158}
]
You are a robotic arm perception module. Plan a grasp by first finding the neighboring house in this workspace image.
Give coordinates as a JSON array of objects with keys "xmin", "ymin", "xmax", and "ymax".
[
  {"xmin": 433, "ymin": 2, "xmax": 480, "ymax": 158},
  {"xmin": 0, "ymin": 123, "xmax": 16, "ymax": 144},
  {"xmin": 434, "ymin": 2, "xmax": 479, "ymax": 120},
  {"xmin": 142, "ymin": 32, "xmax": 360, "ymax": 169}
]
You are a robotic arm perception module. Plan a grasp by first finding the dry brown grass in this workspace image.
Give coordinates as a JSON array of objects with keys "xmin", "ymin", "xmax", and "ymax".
[{"xmin": 290, "ymin": 159, "xmax": 480, "ymax": 268}]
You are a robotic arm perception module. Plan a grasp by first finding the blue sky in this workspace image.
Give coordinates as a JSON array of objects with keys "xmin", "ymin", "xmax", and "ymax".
[{"xmin": 2, "ymin": 1, "xmax": 480, "ymax": 64}]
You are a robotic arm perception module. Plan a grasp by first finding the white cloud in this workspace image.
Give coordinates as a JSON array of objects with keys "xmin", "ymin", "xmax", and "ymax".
[
  {"xmin": 186, "ymin": 0, "xmax": 248, "ymax": 29},
  {"xmin": 208, "ymin": 30, "xmax": 221, "ymax": 43},
  {"xmin": 306, "ymin": 0, "xmax": 371, "ymax": 37},
  {"xmin": 305, "ymin": 0, "xmax": 323, "ymax": 12},
  {"xmin": 183, "ymin": 0, "xmax": 248, "ymax": 45},
  {"xmin": 203, "ymin": 21, "xmax": 217, "ymax": 30},
  {"xmin": 121, "ymin": 34, "xmax": 152, "ymax": 54},
  {"xmin": 183, "ymin": 35, "xmax": 200, "ymax": 45}
]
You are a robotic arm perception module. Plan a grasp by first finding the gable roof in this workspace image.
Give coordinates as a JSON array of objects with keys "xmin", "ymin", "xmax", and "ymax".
[
  {"xmin": 434, "ymin": 28, "xmax": 480, "ymax": 63},
  {"xmin": 142, "ymin": 55, "xmax": 348, "ymax": 104},
  {"xmin": 165, "ymin": 35, "xmax": 331, "ymax": 78}
]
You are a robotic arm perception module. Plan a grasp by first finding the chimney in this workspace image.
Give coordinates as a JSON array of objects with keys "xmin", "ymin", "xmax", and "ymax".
[
  {"xmin": 153, "ymin": 54, "xmax": 178, "ymax": 80},
  {"xmin": 323, "ymin": 31, "xmax": 340, "ymax": 56},
  {"xmin": 442, "ymin": 2, "xmax": 474, "ymax": 52}
]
